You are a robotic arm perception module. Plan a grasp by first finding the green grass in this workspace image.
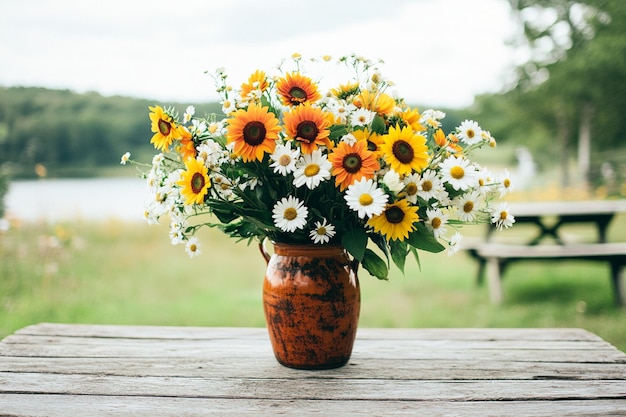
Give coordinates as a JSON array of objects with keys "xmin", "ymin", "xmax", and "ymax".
[{"xmin": 2, "ymin": 217, "xmax": 626, "ymax": 352}]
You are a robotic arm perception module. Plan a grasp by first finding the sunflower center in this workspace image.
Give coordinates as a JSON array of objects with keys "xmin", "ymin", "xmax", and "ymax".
[
  {"xmin": 385, "ymin": 206, "xmax": 405, "ymax": 224},
  {"xmin": 289, "ymin": 87, "xmax": 307, "ymax": 102},
  {"xmin": 463, "ymin": 201, "xmax": 474, "ymax": 213},
  {"xmin": 304, "ymin": 164, "xmax": 320, "ymax": 177},
  {"xmin": 422, "ymin": 180, "xmax": 432, "ymax": 192},
  {"xmin": 392, "ymin": 140, "xmax": 414, "ymax": 164},
  {"xmin": 158, "ymin": 119, "xmax": 172, "ymax": 136},
  {"xmin": 296, "ymin": 121, "xmax": 319, "ymax": 143},
  {"xmin": 243, "ymin": 121, "xmax": 267, "ymax": 146},
  {"xmin": 367, "ymin": 140, "xmax": 377, "ymax": 152},
  {"xmin": 431, "ymin": 217, "xmax": 442, "ymax": 229},
  {"xmin": 450, "ymin": 166, "xmax": 465, "ymax": 180},
  {"xmin": 191, "ymin": 172, "xmax": 206, "ymax": 194},
  {"xmin": 283, "ymin": 207, "xmax": 298, "ymax": 221},
  {"xmin": 359, "ymin": 194, "xmax": 374, "ymax": 206},
  {"xmin": 343, "ymin": 153, "xmax": 363, "ymax": 174},
  {"xmin": 278, "ymin": 154, "xmax": 292, "ymax": 166},
  {"xmin": 405, "ymin": 183, "xmax": 418, "ymax": 196}
]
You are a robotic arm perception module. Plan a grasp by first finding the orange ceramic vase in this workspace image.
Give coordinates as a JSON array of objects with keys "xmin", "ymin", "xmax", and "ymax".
[{"xmin": 261, "ymin": 242, "xmax": 361, "ymax": 370}]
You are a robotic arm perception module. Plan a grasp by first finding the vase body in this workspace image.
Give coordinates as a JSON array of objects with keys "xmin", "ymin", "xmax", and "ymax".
[{"xmin": 262, "ymin": 242, "xmax": 360, "ymax": 370}]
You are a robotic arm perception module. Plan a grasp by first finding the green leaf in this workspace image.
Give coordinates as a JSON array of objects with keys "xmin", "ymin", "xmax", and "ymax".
[
  {"xmin": 342, "ymin": 228, "xmax": 368, "ymax": 262},
  {"xmin": 329, "ymin": 124, "xmax": 349, "ymax": 142},
  {"xmin": 362, "ymin": 248, "xmax": 389, "ymax": 280},
  {"xmin": 370, "ymin": 114, "xmax": 387, "ymax": 135},
  {"xmin": 389, "ymin": 239, "xmax": 407, "ymax": 274},
  {"xmin": 406, "ymin": 223, "xmax": 445, "ymax": 253}
]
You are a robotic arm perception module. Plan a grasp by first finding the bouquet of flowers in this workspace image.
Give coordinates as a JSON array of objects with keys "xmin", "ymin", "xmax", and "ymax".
[{"xmin": 122, "ymin": 54, "xmax": 514, "ymax": 280}]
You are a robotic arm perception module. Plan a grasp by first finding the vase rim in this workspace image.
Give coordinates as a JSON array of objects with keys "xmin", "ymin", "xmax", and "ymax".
[{"xmin": 271, "ymin": 242, "xmax": 347, "ymax": 256}]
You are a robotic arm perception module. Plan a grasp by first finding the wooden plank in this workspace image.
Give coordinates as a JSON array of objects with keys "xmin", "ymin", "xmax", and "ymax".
[
  {"xmin": 509, "ymin": 200, "xmax": 626, "ymax": 217},
  {"xmin": 10, "ymin": 323, "xmax": 606, "ymax": 342},
  {"xmin": 477, "ymin": 242, "xmax": 626, "ymax": 258},
  {"xmin": 2, "ymin": 372, "xmax": 626, "ymax": 401},
  {"xmin": 1, "ymin": 394, "xmax": 625, "ymax": 417},
  {"xmin": 1, "ymin": 356, "xmax": 625, "ymax": 380}
]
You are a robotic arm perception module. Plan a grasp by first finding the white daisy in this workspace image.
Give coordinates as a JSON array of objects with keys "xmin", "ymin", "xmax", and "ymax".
[
  {"xmin": 270, "ymin": 142, "xmax": 300, "ymax": 176},
  {"xmin": 221, "ymin": 99, "xmax": 236, "ymax": 115},
  {"xmin": 402, "ymin": 173, "xmax": 420, "ymax": 204},
  {"xmin": 447, "ymin": 232, "xmax": 463, "ymax": 256},
  {"xmin": 455, "ymin": 191, "xmax": 482, "ymax": 222},
  {"xmin": 344, "ymin": 178, "xmax": 388, "ymax": 219},
  {"xmin": 183, "ymin": 105, "xmax": 195, "ymax": 123},
  {"xmin": 185, "ymin": 237, "xmax": 201, "ymax": 258},
  {"xmin": 272, "ymin": 196, "xmax": 309, "ymax": 232},
  {"xmin": 420, "ymin": 109, "xmax": 445, "ymax": 129},
  {"xmin": 496, "ymin": 169, "xmax": 514, "ymax": 197},
  {"xmin": 439, "ymin": 156, "xmax": 478, "ymax": 191},
  {"xmin": 382, "ymin": 169, "xmax": 404, "ymax": 194},
  {"xmin": 350, "ymin": 108, "xmax": 375, "ymax": 127},
  {"xmin": 120, "ymin": 152, "xmax": 131, "ymax": 165},
  {"xmin": 457, "ymin": 119, "xmax": 483, "ymax": 145},
  {"xmin": 416, "ymin": 169, "xmax": 444, "ymax": 201},
  {"xmin": 340, "ymin": 133, "xmax": 357, "ymax": 145},
  {"xmin": 425, "ymin": 208, "xmax": 449, "ymax": 239},
  {"xmin": 293, "ymin": 149, "xmax": 331, "ymax": 189},
  {"xmin": 309, "ymin": 219, "xmax": 336, "ymax": 244},
  {"xmin": 476, "ymin": 166, "xmax": 495, "ymax": 197},
  {"xmin": 491, "ymin": 202, "xmax": 516, "ymax": 230}
]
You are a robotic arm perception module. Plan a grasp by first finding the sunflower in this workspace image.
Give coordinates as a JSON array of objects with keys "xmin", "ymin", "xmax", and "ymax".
[
  {"xmin": 367, "ymin": 199, "xmax": 419, "ymax": 241},
  {"xmin": 353, "ymin": 90, "xmax": 395, "ymax": 116},
  {"xmin": 282, "ymin": 104, "xmax": 332, "ymax": 154},
  {"xmin": 177, "ymin": 158, "xmax": 211, "ymax": 205},
  {"xmin": 398, "ymin": 107, "xmax": 425, "ymax": 132},
  {"xmin": 328, "ymin": 140, "xmax": 380, "ymax": 191},
  {"xmin": 330, "ymin": 81, "xmax": 360, "ymax": 100},
  {"xmin": 352, "ymin": 128, "xmax": 384, "ymax": 159},
  {"xmin": 149, "ymin": 105, "xmax": 183, "ymax": 151},
  {"xmin": 176, "ymin": 126, "xmax": 196, "ymax": 161},
  {"xmin": 380, "ymin": 125, "xmax": 429, "ymax": 175},
  {"xmin": 276, "ymin": 72, "xmax": 321, "ymax": 106},
  {"xmin": 240, "ymin": 70, "xmax": 268, "ymax": 100},
  {"xmin": 226, "ymin": 103, "xmax": 281, "ymax": 162}
]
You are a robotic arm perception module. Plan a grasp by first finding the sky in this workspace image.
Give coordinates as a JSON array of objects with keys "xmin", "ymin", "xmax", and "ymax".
[{"xmin": 0, "ymin": 0, "xmax": 523, "ymax": 108}]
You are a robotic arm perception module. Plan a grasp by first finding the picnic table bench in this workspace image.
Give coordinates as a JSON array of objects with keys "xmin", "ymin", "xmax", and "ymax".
[
  {"xmin": 1, "ymin": 323, "xmax": 626, "ymax": 416},
  {"xmin": 465, "ymin": 199, "xmax": 626, "ymax": 305}
]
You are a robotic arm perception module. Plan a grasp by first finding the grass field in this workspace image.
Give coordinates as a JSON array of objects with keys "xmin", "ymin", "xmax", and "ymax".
[{"xmin": 1, "ymin": 214, "xmax": 625, "ymax": 352}]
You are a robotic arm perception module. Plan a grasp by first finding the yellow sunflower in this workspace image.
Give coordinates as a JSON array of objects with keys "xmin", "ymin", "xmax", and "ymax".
[
  {"xmin": 177, "ymin": 158, "xmax": 211, "ymax": 205},
  {"xmin": 328, "ymin": 140, "xmax": 380, "ymax": 191},
  {"xmin": 398, "ymin": 108, "xmax": 426, "ymax": 132},
  {"xmin": 149, "ymin": 105, "xmax": 183, "ymax": 151},
  {"xmin": 276, "ymin": 72, "xmax": 321, "ymax": 106},
  {"xmin": 226, "ymin": 103, "xmax": 281, "ymax": 162},
  {"xmin": 353, "ymin": 90, "xmax": 395, "ymax": 116},
  {"xmin": 240, "ymin": 70, "xmax": 268, "ymax": 99},
  {"xmin": 367, "ymin": 199, "xmax": 419, "ymax": 241},
  {"xmin": 352, "ymin": 128, "xmax": 384, "ymax": 159},
  {"xmin": 283, "ymin": 103, "xmax": 332, "ymax": 154},
  {"xmin": 380, "ymin": 125, "xmax": 429, "ymax": 175},
  {"xmin": 330, "ymin": 81, "xmax": 360, "ymax": 100}
]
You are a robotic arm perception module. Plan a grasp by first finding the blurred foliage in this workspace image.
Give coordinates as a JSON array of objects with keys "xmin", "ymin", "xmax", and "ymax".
[{"xmin": 0, "ymin": 87, "xmax": 221, "ymax": 178}]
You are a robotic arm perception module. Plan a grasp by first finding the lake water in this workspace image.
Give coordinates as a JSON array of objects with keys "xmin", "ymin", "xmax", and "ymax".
[{"xmin": 4, "ymin": 177, "xmax": 149, "ymax": 222}]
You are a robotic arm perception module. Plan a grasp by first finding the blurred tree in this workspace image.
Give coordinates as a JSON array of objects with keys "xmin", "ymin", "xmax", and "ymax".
[{"xmin": 507, "ymin": 0, "xmax": 626, "ymax": 189}]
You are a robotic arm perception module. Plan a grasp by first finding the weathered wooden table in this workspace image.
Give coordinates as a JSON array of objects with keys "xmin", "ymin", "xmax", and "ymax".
[{"xmin": 1, "ymin": 323, "xmax": 626, "ymax": 416}]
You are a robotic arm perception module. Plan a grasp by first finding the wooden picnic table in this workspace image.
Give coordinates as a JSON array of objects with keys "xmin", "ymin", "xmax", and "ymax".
[
  {"xmin": 500, "ymin": 199, "xmax": 626, "ymax": 245},
  {"xmin": 1, "ymin": 323, "xmax": 626, "ymax": 416}
]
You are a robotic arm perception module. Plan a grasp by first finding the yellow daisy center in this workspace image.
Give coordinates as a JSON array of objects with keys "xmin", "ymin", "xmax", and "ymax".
[
  {"xmin": 317, "ymin": 226, "xmax": 327, "ymax": 235},
  {"xmin": 450, "ymin": 166, "xmax": 465, "ymax": 180},
  {"xmin": 466, "ymin": 129, "xmax": 475, "ymax": 139},
  {"xmin": 422, "ymin": 180, "xmax": 432, "ymax": 192},
  {"xmin": 284, "ymin": 207, "xmax": 298, "ymax": 221},
  {"xmin": 500, "ymin": 210, "xmax": 508, "ymax": 220},
  {"xmin": 279, "ymin": 154, "xmax": 292, "ymax": 166},
  {"xmin": 304, "ymin": 164, "xmax": 320, "ymax": 177},
  {"xmin": 463, "ymin": 201, "xmax": 474, "ymax": 213},
  {"xmin": 359, "ymin": 194, "xmax": 374, "ymax": 206},
  {"xmin": 503, "ymin": 178, "xmax": 511, "ymax": 188},
  {"xmin": 189, "ymin": 243, "xmax": 198, "ymax": 252},
  {"xmin": 431, "ymin": 217, "xmax": 442, "ymax": 229},
  {"xmin": 405, "ymin": 183, "xmax": 418, "ymax": 196}
]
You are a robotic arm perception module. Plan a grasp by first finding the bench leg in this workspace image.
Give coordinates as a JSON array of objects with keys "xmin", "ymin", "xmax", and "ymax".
[
  {"xmin": 610, "ymin": 262, "xmax": 625, "ymax": 306},
  {"xmin": 486, "ymin": 258, "xmax": 504, "ymax": 305}
]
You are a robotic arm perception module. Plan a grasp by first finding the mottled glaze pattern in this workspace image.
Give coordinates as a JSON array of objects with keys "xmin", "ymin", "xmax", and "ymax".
[{"xmin": 262, "ymin": 243, "xmax": 361, "ymax": 370}]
